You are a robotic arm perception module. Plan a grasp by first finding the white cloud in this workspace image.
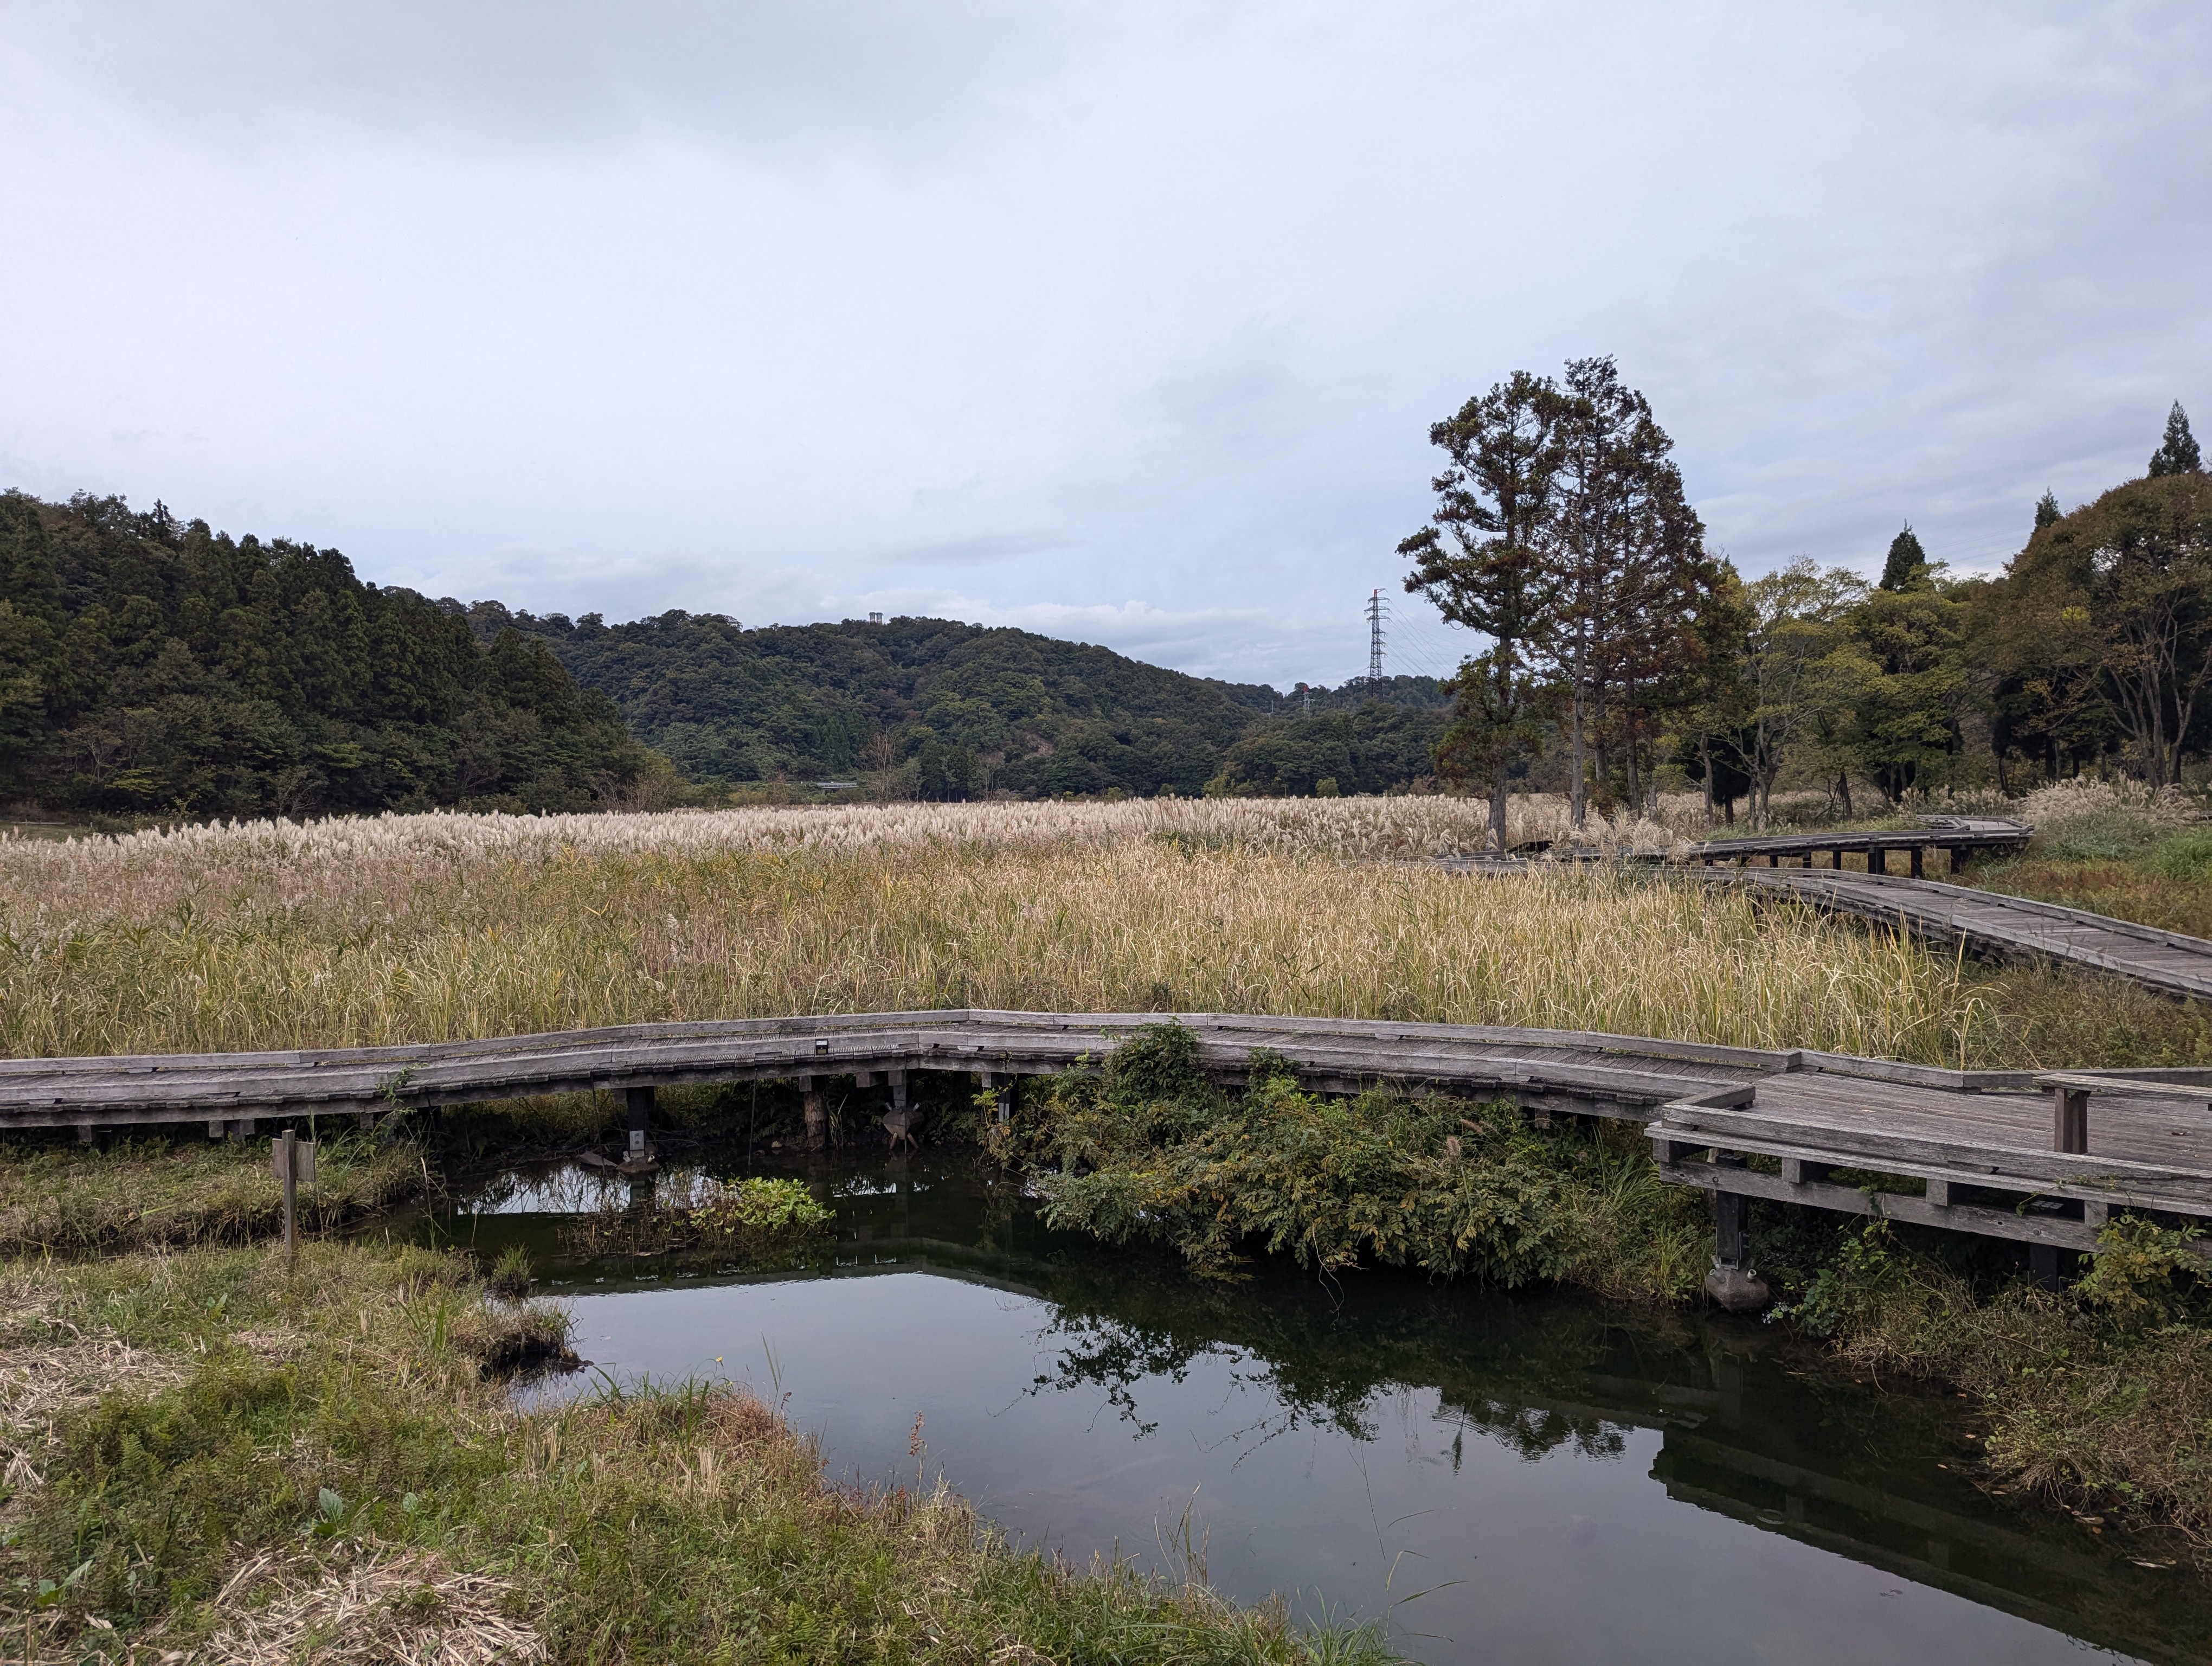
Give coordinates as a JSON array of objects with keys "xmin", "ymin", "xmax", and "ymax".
[{"xmin": 3, "ymin": 2, "xmax": 2208, "ymax": 688}]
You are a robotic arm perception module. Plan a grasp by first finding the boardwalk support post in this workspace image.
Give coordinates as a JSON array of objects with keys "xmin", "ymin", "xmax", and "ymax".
[
  {"xmin": 626, "ymin": 1086, "xmax": 654, "ymax": 1161},
  {"xmin": 2030, "ymin": 1244, "xmax": 2061, "ymax": 1289},
  {"xmin": 1703, "ymin": 1159, "xmax": 1771, "ymax": 1312},
  {"xmin": 801, "ymin": 1077, "xmax": 827, "ymax": 1150}
]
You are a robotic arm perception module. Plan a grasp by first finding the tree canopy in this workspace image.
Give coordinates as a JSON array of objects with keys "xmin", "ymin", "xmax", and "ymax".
[{"xmin": 0, "ymin": 492, "xmax": 659, "ymax": 818}]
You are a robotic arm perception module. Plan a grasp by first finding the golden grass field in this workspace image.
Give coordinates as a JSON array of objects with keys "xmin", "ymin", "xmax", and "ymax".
[{"xmin": 2, "ymin": 795, "xmax": 2201, "ymax": 1068}]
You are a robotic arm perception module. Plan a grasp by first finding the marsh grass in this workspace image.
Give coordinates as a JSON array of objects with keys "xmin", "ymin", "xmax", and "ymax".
[
  {"xmin": 1955, "ymin": 777, "xmax": 2212, "ymax": 940},
  {"xmin": 0, "ymin": 799, "xmax": 2183, "ymax": 1068},
  {"xmin": 0, "ymin": 1241, "xmax": 1393, "ymax": 1664},
  {"xmin": 1786, "ymin": 1219, "xmax": 2212, "ymax": 1556},
  {"xmin": 0, "ymin": 1133, "xmax": 430, "ymax": 1258}
]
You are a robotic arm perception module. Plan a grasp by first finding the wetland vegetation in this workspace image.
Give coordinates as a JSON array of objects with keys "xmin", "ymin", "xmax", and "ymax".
[{"xmin": 3, "ymin": 796, "xmax": 2211, "ymax": 1658}]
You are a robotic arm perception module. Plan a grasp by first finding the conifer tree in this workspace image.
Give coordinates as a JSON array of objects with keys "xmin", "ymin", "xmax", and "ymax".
[
  {"xmin": 2034, "ymin": 491, "xmax": 2061, "ymax": 531},
  {"xmin": 2148, "ymin": 402, "xmax": 2203, "ymax": 477},
  {"xmin": 1401, "ymin": 370, "xmax": 1565, "ymax": 851},
  {"xmin": 1878, "ymin": 524, "xmax": 1930, "ymax": 591}
]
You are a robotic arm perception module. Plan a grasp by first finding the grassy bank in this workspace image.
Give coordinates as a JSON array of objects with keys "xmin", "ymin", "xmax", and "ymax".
[
  {"xmin": 0, "ymin": 1131, "xmax": 429, "ymax": 1257},
  {"xmin": 2, "ymin": 798, "xmax": 2204, "ymax": 1068},
  {"xmin": 0, "ymin": 1236, "xmax": 1392, "ymax": 1664},
  {"xmin": 1782, "ymin": 1218, "xmax": 2212, "ymax": 1555}
]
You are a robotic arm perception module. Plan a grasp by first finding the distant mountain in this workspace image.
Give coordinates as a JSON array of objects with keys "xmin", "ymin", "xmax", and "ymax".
[{"xmin": 472, "ymin": 603, "xmax": 1452, "ymax": 798}]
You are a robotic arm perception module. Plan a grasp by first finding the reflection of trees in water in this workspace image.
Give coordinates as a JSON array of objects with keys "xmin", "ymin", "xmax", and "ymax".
[
  {"xmin": 1020, "ymin": 1255, "xmax": 1707, "ymax": 1461},
  {"xmin": 1446, "ymin": 1397, "xmax": 1628, "ymax": 1462}
]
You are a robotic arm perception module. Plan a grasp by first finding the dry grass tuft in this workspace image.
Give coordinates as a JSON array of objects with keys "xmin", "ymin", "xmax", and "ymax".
[
  {"xmin": 0, "ymin": 1289, "xmax": 185, "ymax": 1502},
  {"xmin": 198, "ymin": 1546, "xmax": 545, "ymax": 1666}
]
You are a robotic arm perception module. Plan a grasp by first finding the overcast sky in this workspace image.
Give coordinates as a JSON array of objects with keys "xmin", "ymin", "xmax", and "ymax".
[{"xmin": 3, "ymin": 3, "xmax": 2207, "ymax": 688}]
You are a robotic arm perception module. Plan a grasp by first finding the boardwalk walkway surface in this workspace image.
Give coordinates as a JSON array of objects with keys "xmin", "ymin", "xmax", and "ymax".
[
  {"xmin": 4, "ymin": 1009, "xmax": 2208, "ymax": 1259},
  {"xmin": 1438, "ymin": 813, "xmax": 2212, "ymax": 1002},
  {"xmin": 1714, "ymin": 865, "xmax": 2212, "ymax": 1001}
]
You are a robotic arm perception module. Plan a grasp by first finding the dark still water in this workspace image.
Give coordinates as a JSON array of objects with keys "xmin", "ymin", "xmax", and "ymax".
[{"xmin": 420, "ymin": 1151, "xmax": 2207, "ymax": 1666}]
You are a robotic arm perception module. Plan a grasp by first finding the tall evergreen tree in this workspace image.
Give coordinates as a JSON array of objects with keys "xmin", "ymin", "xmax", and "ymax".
[
  {"xmin": 2148, "ymin": 401, "xmax": 2203, "ymax": 477},
  {"xmin": 1539, "ymin": 357, "xmax": 1712, "ymax": 826},
  {"xmin": 1400, "ymin": 370, "xmax": 1565, "ymax": 851},
  {"xmin": 1878, "ymin": 523, "xmax": 1930, "ymax": 591},
  {"xmin": 2035, "ymin": 491, "xmax": 2061, "ymax": 531}
]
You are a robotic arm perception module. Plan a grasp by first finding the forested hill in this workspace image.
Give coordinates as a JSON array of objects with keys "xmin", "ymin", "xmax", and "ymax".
[
  {"xmin": 470, "ymin": 603, "xmax": 1450, "ymax": 797},
  {"xmin": 0, "ymin": 492, "xmax": 656, "ymax": 818}
]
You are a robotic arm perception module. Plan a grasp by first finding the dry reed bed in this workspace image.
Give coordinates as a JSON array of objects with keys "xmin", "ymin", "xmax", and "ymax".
[
  {"xmin": 0, "ymin": 793, "xmax": 1706, "ymax": 917},
  {"xmin": 0, "ymin": 803, "xmax": 2002, "ymax": 1063}
]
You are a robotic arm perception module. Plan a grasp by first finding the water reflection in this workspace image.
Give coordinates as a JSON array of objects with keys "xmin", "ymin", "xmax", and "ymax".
[{"xmin": 420, "ymin": 1150, "xmax": 2206, "ymax": 1665}]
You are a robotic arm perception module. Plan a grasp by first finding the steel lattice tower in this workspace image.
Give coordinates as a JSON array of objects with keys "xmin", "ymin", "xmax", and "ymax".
[{"xmin": 1365, "ymin": 589, "xmax": 1387, "ymax": 683}]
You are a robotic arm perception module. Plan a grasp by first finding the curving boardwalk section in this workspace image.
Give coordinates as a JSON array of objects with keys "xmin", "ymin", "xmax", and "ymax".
[
  {"xmin": 4, "ymin": 1009, "xmax": 2209, "ymax": 1261},
  {"xmin": 1714, "ymin": 866, "xmax": 2212, "ymax": 1002}
]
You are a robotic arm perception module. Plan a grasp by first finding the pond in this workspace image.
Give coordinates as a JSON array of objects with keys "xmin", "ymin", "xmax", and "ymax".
[{"xmin": 414, "ymin": 1148, "xmax": 2209, "ymax": 1666}]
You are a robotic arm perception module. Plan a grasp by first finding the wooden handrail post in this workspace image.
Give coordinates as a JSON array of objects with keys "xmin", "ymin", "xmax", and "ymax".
[
  {"xmin": 281, "ymin": 1127, "xmax": 297, "ymax": 1268},
  {"xmin": 2052, "ymin": 1086, "xmax": 2088, "ymax": 1155}
]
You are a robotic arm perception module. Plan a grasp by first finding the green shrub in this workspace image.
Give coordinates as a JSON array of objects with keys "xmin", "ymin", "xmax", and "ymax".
[
  {"xmin": 1014, "ymin": 1023, "xmax": 1704, "ymax": 1296},
  {"xmin": 691, "ymin": 1177, "xmax": 833, "ymax": 1248}
]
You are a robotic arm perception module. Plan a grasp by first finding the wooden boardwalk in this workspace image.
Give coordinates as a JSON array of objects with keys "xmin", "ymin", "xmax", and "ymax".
[
  {"xmin": 1680, "ymin": 814, "xmax": 2033, "ymax": 874},
  {"xmin": 4, "ymin": 1009, "xmax": 2208, "ymax": 1260},
  {"xmin": 1437, "ymin": 816, "xmax": 2212, "ymax": 1002},
  {"xmin": 1507, "ymin": 815, "xmax": 2034, "ymax": 873},
  {"xmin": 1714, "ymin": 866, "xmax": 2212, "ymax": 1001}
]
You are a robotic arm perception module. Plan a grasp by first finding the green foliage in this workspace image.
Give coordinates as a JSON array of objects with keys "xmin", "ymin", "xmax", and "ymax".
[
  {"xmin": 2075, "ymin": 1215, "xmax": 2201, "ymax": 1326},
  {"xmin": 1012, "ymin": 1023, "xmax": 1704, "ymax": 1296},
  {"xmin": 1991, "ymin": 472, "xmax": 2212, "ymax": 786},
  {"xmin": 1877, "ymin": 523, "xmax": 1931, "ymax": 592},
  {"xmin": 0, "ymin": 491, "xmax": 662, "ymax": 818},
  {"xmin": 1204, "ymin": 704, "xmax": 1449, "ymax": 798},
  {"xmin": 1768, "ymin": 1213, "xmax": 2212, "ymax": 1542},
  {"xmin": 690, "ymin": 1176, "xmax": 834, "ymax": 1247},
  {"xmin": 2137, "ymin": 827, "xmax": 2212, "ymax": 880},
  {"xmin": 480, "ymin": 603, "xmax": 1449, "ymax": 798},
  {"xmin": 1771, "ymin": 1220, "xmax": 1920, "ymax": 1338}
]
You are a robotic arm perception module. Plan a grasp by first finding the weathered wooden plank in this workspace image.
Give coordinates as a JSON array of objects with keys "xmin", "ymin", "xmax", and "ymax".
[
  {"xmin": 1650, "ymin": 1112, "xmax": 2212, "ymax": 1209},
  {"xmin": 1657, "ymin": 1157, "xmax": 2212, "ymax": 1255}
]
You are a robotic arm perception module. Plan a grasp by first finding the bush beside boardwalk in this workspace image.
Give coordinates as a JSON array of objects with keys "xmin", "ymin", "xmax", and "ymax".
[{"xmin": 0, "ymin": 1235, "xmax": 1394, "ymax": 1665}]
